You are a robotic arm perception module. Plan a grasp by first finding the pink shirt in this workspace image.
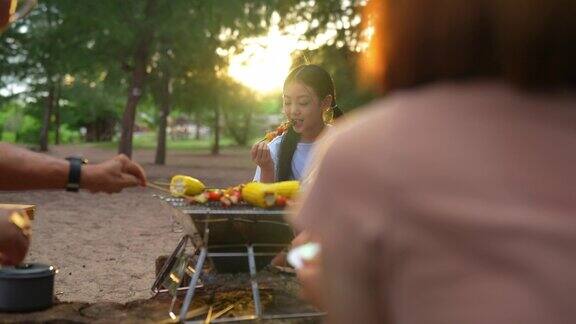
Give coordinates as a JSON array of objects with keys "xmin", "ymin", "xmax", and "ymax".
[{"xmin": 291, "ymin": 81, "xmax": 576, "ymax": 324}]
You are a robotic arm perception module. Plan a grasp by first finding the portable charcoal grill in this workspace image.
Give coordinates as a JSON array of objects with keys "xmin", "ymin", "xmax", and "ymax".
[{"xmin": 152, "ymin": 195, "xmax": 324, "ymax": 323}]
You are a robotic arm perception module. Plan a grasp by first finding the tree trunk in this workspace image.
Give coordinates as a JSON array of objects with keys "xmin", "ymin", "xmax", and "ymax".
[
  {"xmin": 39, "ymin": 84, "xmax": 55, "ymax": 152},
  {"xmin": 155, "ymin": 76, "xmax": 172, "ymax": 165},
  {"xmin": 118, "ymin": 40, "xmax": 148, "ymax": 158},
  {"xmin": 195, "ymin": 111, "xmax": 201, "ymax": 140},
  {"xmin": 211, "ymin": 104, "xmax": 220, "ymax": 155},
  {"xmin": 54, "ymin": 83, "xmax": 61, "ymax": 145},
  {"xmin": 96, "ymin": 120, "xmax": 102, "ymax": 142},
  {"xmin": 242, "ymin": 111, "xmax": 252, "ymax": 146},
  {"xmin": 118, "ymin": 0, "xmax": 157, "ymax": 158}
]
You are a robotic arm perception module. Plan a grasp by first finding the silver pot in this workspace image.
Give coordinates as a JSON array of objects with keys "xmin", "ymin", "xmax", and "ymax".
[{"xmin": 0, "ymin": 263, "xmax": 55, "ymax": 312}]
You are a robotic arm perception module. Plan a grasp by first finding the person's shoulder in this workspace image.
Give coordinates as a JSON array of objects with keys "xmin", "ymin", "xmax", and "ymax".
[
  {"xmin": 318, "ymin": 96, "xmax": 400, "ymax": 156},
  {"xmin": 310, "ymin": 87, "xmax": 432, "ymax": 178},
  {"xmin": 317, "ymin": 81, "xmax": 526, "ymax": 176},
  {"xmin": 322, "ymin": 81, "xmax": 498, "ymax": 155}
]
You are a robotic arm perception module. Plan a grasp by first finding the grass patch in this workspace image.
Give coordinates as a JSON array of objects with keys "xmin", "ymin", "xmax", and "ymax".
[
  {"xmin": 1, "ymin": 131, "xmax": 261, "ymax": 152},
  {"xmin": 0, "ymin": 131, "xmax": 17, "ymax": 142},
  {"xmin": 88, "ymin": 132, "xmax": 239, "ymax": 151}
]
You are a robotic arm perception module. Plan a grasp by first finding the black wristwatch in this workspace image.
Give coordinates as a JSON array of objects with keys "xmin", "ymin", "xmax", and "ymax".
[{"xmin": 65, "ymin": 157, "xmax": 88, "ymax": 192}]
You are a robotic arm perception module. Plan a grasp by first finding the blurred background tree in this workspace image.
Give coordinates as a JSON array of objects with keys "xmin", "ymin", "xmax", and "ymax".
[{"xmin": 0, "ymin": 0, "xmax": 376, "ymax": 162}]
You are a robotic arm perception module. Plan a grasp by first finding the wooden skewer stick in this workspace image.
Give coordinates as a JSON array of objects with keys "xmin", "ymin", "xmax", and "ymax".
[
  {"xmin": 147, "ymin": 182, "xmax": 171, "ymax": 193},
  {"xmin": 204, "ymin": 305, "xmax": 214, "ymax": 324},
  {"xmin": 159, "ymin": 305, "xmax": 210, "ymax": 323},
  {"xmin": 211, "ymin": 303, "xmax": 237, "ymax": 321}
]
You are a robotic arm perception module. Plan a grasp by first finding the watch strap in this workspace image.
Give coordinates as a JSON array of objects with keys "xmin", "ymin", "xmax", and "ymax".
[{"xmin": 66, "ymin": 157, "xmax": 85, "ymax": 192}]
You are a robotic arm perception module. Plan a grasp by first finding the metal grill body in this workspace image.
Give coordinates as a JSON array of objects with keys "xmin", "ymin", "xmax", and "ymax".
[{"xmin": 152, "ymin": 195, "xmax": 323, "ymax": 322}]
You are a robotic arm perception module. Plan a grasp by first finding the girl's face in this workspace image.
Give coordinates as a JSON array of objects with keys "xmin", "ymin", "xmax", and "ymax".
[{"xmin": 283, "ymin": 81, "xmax": 330, "ymax": 140}]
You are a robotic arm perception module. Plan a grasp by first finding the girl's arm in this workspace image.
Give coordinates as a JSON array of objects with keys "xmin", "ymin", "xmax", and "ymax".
[{"xmin": 259, "ymin": 164, "xmax": 275, "ymax": 183}]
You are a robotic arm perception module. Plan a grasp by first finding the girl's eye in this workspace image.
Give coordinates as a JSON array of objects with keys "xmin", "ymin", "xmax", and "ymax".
[
  {"xmin": 298, "ymin": 101, "xmax": 310, "ymax": 106},
  {"xmin": 284, "ymin": 102, "xmax": 291, "ymax": 106}
]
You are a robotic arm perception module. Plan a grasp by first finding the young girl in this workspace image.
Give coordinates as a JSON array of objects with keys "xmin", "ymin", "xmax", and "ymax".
[{"xmin": 251, "ymin": 64, "xmax": 344, "ymax": 183}]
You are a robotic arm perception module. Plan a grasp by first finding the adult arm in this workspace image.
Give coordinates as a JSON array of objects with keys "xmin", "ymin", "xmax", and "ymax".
[{"xmin": 0, "ymin": 143, "xmax": 146, "ymax": 193}]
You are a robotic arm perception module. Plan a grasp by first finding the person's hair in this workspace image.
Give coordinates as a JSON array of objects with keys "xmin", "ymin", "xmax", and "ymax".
[
  {"xmin": 276, "ymin": 64, "xmax": 343, "ymax": 181},
  {"xmin": 372, "ymin": 0, "xmax": 576, "ymax": 91}
]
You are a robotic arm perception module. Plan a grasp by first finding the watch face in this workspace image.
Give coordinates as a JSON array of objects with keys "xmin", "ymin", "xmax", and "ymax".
[{"xmin": 66, "ymin": 156, "xmax": 88, "ymax": 164}]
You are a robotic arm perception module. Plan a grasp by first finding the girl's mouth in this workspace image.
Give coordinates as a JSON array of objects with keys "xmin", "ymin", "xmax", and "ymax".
[{"xmin": 291, "ymin": 119, "xmax": 304, "ymax": 129}]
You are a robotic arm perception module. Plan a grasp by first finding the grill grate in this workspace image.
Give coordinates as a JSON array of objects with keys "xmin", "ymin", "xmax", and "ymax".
[{"xmin": 162, "ymin": 197, "xmax": 285, "ymax": 215}]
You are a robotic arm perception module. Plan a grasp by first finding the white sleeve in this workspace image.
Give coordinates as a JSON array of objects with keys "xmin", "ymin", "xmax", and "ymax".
[
  {"xmin": 268, "ymin": 136, "xmax": 281, "ymax": 167},
  {"xmin": 252, "ymin": 135, "xmax": 282, "ymax": 182},
  {"xmin": 253, "ymin": 166, "xmax": 262, "ymax": 182}
]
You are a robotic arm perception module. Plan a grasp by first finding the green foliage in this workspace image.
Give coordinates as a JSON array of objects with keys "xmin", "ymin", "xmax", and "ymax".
[
  {"xmin": 299, "ymin": 45, "xmax": 377, "ymax": 112},
  {"xmin": 53, "ymin": 124, "xmax": 82, "ymax": 144},
  {"xmin": 61, "ymin": 81, "xmax": 123, "ymax": 127},
  {"xmin": 0, "ymin": 101, "xmax": 39, "ymax": 143},
  {"xmin": 0, "ymin": 101, "xmax": 24, "ymax": 133},
  {"xmin": 15, "ymin": 115, "xmax": 42, "ymax": 144}
]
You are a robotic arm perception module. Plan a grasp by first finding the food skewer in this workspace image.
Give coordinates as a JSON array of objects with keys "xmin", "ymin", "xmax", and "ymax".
[{"xmin": 147, "ymin": 182, "xmax": 171, "ymax": 193}]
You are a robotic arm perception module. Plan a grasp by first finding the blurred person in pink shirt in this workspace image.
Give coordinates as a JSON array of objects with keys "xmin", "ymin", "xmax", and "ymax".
[{"xmin": 290, "ymin": 0, "xmax": 576, "ymax": 323}]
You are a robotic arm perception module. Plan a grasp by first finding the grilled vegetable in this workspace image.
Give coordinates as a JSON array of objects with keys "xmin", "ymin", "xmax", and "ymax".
[
  {"xmin": 275, "ymin": 195, "xmax": 287, "ymax": 207},
  {"xmin": 242, "ymin": 181, "xmax": 300, "ymax": 208},
  {"xmin": 207, "ymin": 190, "xmax": 222, "ymax": 201},
  {"xmin": 188, "ymin": 193, "xmax": 208, "ymax": 204},
  {"xmin": 229, "ymin": 190, "xmax": 242, "ymax": 204},
  {"xmin": 220, "ymin": 196, "xmax": 232, "ymax": 207},
  {"xmin": 170, "ymin": 175, "xmax": 206, "ymax": 197},
  {"xmin": 273, "ymin": 181, "xmax": 300, "ymax": 198},
  {"xmin": 263, "ymin": 121, "xmax": 291, "ymax": 142}
]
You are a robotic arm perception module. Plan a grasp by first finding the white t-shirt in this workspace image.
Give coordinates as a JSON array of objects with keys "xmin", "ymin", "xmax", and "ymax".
[{"xmin": 253, "ymin": 134, "xmax": 314, "ymax": 182}]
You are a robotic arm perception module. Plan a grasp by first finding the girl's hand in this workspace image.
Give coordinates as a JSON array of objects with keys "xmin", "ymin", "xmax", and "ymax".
[{"xmin": 251, "ymin": 141, "xmax": 274, "ymax": 170}]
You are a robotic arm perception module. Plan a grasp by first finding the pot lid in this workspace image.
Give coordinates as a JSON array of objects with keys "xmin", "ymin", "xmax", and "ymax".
[{"xmin": 0, "ymin": 263, "xmax": 56, "ymax": 279}]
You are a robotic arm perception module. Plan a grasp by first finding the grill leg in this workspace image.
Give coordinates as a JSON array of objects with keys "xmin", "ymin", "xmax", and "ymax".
[
  {"xmin": 151, "ymin": 235, "xmax": 189, "ymax": 295},
  {"xmin": 247, "ymin": 245, "xmax": 262, "ymax": 317},
  {"xmin": 179, "ymin": 247, "xmax": 207, "ymax": 321}
]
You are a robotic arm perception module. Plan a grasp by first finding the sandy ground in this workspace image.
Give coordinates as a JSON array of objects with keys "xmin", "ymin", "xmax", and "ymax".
[{"xmin": 0, "ymin": 144, "xmax": 256, "ymax": 303}]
